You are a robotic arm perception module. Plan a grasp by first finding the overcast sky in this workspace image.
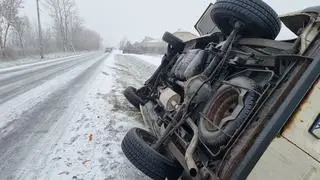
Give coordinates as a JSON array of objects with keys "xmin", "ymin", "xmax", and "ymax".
[{"xmin": 22, "ymin": 0, "xmax": 319, "ymax": 46}]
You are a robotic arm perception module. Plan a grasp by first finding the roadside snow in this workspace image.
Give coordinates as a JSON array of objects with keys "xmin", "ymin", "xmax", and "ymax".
[
  {"xmin": 32, "ymin": 53, "xmax": 148, "ymax": 179},
  {"xmin": 0, "ymin": 51, "xmax": 90, "ymax": 69},
  {"xmin": 0, "ymin": 51, "xmax": 155, "ymax": 179},
  {"xmin": 0, "ymin": 53, "xmax": 101, "ymax": 137},
  {"xmin": 123, "ymin": 53, "xmax": 162, "ymax": 66}
]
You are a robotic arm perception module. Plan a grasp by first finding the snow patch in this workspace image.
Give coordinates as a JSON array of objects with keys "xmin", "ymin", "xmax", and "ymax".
[
  {"xmin": 0, "ymin": 54, "xmax": 101, "ymax": 132},
  {"xmin": 123, "ymin": 53, "xmax": 162, "ymax": 66},
  {"xmin": 30, "ymin": 52, "xmax": 148, "ymax": 179},
  {"xmin": 0, "ymin": 51, "xmax": 153, "ymax": 179}
]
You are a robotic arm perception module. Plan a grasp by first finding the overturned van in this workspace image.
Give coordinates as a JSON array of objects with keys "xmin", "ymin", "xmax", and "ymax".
[{"xmin": 121, "ymin": 1, "xmax": 320, "ymax": 179}]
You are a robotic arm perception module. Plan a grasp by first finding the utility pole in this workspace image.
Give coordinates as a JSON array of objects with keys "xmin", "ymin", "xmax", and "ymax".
[{"xmin": 36, "ymin": 0, "xmax": 44, "ymax": 59}]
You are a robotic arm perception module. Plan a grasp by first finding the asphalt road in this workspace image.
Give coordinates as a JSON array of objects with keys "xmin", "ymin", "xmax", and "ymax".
[
  {"xmin": 0, "ymin": 52, "xmax": 159, "ymax": 179},
  {"xmin": 0, "ymin": 52, "xmax": 111, "ymax": 179}
]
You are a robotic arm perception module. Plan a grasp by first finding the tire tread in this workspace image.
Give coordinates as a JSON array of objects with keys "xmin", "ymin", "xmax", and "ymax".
[{"xmin": 121, "ymin": 128, "xmax": 182, "ymax": 180}]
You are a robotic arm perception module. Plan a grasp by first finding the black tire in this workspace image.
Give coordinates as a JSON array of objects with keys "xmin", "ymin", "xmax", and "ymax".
[
  {"xmin": 123, "ymin": 86, "xmax": 145, "ymax": 109},
  {"xmin": 162, "ymin": 32, "xmax": 185, "ymax": 52},
  {"xmin": 199, "ymin": 77, "xmax": 258, "ymax": 147},
  {"xmin": 121, "ymin": 128, "xmax": 183, "ymax": 180},
  {"xmin": 211, "ymin": 0, "xmax": 281, "ymax": 39}
]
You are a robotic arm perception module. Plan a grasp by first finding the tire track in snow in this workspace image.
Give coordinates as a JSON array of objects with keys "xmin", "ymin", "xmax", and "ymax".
[
  {"xmin": 0, "ymin": 53, "xmax": 108, "ymax": 179},
  {"xmin": 0, "ymin": 53, "xmax": 98, "ymax": 104},
  {"xmin": 29, "ymin": 53, "xmax": 151, "ymax": 180}
]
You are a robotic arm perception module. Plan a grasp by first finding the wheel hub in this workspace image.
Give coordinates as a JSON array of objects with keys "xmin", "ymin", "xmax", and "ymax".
[{"xmin": 205, "ymin": 87, "xmax": 247, "ymax": 131}]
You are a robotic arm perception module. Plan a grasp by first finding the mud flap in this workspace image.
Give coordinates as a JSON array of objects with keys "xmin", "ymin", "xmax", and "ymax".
[{"xmin": 140, "ymin": 101, "xmax": 161, "ymax": 136}]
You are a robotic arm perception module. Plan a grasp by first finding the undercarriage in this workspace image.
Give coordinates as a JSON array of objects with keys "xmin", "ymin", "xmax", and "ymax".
[{"xmin": 121, "ymin": 1, "xmax": 320, "ymax": 179}]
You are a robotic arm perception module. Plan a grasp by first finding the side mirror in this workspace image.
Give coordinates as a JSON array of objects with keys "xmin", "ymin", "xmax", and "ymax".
[{"xmin": 194, "ymin": 3, "xmax": 221, "ymax": 36}]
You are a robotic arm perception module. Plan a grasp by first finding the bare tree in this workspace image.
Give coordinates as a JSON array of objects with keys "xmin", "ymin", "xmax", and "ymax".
[
  {"xmin": 0, "ymin": 16, "xmax": 5, "ymax": 56},
  {"xmin": 119, "ymin": 36, "xmax": 129, "ymax": 50},
  {"xmin": 0, "ymin": 1, "xmax": 7, "ymax": 56},
  {"xmin": 70, "ymin": 13, "xmax": 83, "ymax": 50},
  {"xmin": 45, "ymin": 0, "xmax": 101, "ymax": 52},
  {"xmin": 12, "ymin": 16, "xmax": 29, "ymax": 54},
  {"xmin": 62, "ymin": 0, "xmax": 76, "ymax": 51},
  {"xmin": 45, "ymin": 0, "xmax": 76, "ymax": 52},
  {"xmin": 0, "ymin": 0, "xmax": 23, "ymax": 56},
  {"xmin": 0, "ymin": 0, "xmax": 101, "ymax": 59}
]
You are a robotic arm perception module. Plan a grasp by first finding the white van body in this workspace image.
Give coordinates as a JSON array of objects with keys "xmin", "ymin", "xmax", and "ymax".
[{"xmin": 249, "ymin": 80, "xmax": 320, "ymax": 180}]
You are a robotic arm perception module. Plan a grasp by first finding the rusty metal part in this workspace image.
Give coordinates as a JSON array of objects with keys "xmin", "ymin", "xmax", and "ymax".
[
  {"xmin": 238, "ymin": 38, "xmax": 294, "ymax": 51},
  {"xmin": 201, "ymin": 113, "xmax": 232, "ymax": 139},
  {"xmin": 282, "ymin": 81, "xmax": 320, "ymax": 138},
  {"xmin": 205, "ymin": 88, "xmax": 246, "ymax": 131},
  {"xmin": 218, "ymin": 52, "xmax": 316, "ymax": 180},
  {"xmin": 185, "ymin": 118, "xmax": 199, "ymax": 177},
  {"xmin": 216, "ymin": 15, "xmax": 320, "ymax": 179},
  {"xmin": 218, "ymin": 60, "xmax": 307, "ymax": 179},
  {"xmin": 219, "ymin": 90, "xmax": 247, "ymax": 128},
  {"xmin": 281, "ymin": 79, "xmax": 320, "ymax": 160},
  {"xmin": 280, "ymin": 80, "xmax": 320, "ymax": 132},
  {"xmin": 231, "ymin": 60, "xmax": 319, "ymax": 180}
]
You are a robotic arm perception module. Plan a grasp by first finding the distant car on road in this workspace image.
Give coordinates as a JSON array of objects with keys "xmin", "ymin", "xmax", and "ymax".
[{"xmin": 105, "ymin": 47, "xmax": 113, "ymax": 53}]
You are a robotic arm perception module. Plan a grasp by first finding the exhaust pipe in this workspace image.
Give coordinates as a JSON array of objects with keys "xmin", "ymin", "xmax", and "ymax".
[{"xmin": 185, "ymin": 118, "xmax": 199, "ymax": 177}]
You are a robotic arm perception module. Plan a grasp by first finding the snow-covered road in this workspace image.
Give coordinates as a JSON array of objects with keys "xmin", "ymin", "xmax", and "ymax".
[{"xmin": 0, "ymin": 51, "xmax": 161, "ymax": 179}]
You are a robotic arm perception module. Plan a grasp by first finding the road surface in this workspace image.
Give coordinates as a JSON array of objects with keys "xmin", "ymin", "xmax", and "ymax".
[{"xmin": 0, "ymin": 52, "xmax": 160, "ymax": 179}]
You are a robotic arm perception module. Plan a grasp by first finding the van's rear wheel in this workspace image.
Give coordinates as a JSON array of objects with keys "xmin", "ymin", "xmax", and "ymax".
[
  {"xmin": 211, "ymin": 0, "xmax": 281, "ymax": 39},
  {"xmin": 162, "ymin": 32, "xmax": 185, "ymax": 52},
  {"xmin": 123, "ymin": 86, "xmax": 145, "ymax": 109},
  {"xmin": 121, "ymin": 128, "xmax": 183, "ymax": 180}
]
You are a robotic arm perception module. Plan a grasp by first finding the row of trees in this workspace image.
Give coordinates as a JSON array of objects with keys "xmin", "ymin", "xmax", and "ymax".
[{"xmin": 0, "ymin": 0, "xmax": 102, "ymax": 59}]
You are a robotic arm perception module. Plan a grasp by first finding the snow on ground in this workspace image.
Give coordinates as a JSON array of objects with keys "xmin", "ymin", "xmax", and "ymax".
[
  {"xmin": 123, "ymin": 53, "xmax": 162, "ymax": 66},
  {"xmin": 0, "ymin": 51, "xmax": 90, "ymax": 69},
  {"xmin": 0, "ymin": 53, "xmax": 98, "ymax": 135},
  {"xmin": 0, "ymin": 51, "xmax": 160, "ymax": 179},
  {"xmin": 33, "ymin": 53, "xmax": 151, "ymax": 180},
  {"xmin": 33, "ymin": 52, "xmax": 157, "ymax": 179}
]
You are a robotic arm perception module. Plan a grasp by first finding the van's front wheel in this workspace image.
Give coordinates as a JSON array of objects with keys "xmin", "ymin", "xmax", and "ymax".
[{"xmin": 121, "ymin": 128, "xmax": 183, "ymax": 180}]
